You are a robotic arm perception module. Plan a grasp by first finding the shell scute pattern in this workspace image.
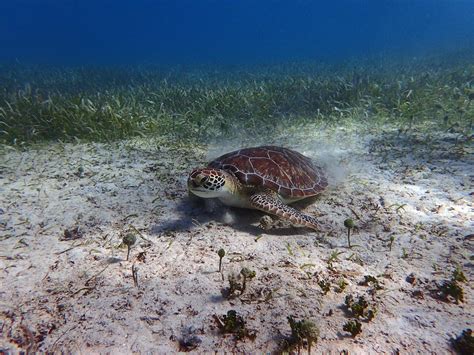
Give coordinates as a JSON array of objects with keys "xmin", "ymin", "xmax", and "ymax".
[{"xmin": 208, "ymin": 146, "xmax": 327, "ymax": 198}]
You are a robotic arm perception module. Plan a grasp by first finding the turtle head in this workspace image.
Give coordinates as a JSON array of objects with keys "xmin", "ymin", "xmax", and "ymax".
[{"xmin": 188, "ymin": 168, "xmax": 234, "ymax": 198}]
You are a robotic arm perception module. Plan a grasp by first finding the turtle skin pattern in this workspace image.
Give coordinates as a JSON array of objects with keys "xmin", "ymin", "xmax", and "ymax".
[
  {"xmin": 208, "ymin": 146, "xmax": 327, "ymax": 198},
  {"xmin": 250, "ymin": 191, "xmax": 323, "ymax": 230}
]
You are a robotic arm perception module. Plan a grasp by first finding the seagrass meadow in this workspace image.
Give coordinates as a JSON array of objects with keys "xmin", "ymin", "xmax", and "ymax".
[{"xmin": 1, "ymin": 54, "xmax": 473, "ymax": 146}]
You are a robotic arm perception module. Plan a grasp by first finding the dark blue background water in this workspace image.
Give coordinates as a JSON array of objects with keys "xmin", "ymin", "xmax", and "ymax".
[{"xmin": 1, "ymin": 0, "xmax": 473, "ymax": 65}]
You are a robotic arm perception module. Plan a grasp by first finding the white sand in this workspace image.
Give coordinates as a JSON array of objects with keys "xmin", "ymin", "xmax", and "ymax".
[{"xmin": 0, "ymin": 123, "xmax": 472, "ymax": 353}]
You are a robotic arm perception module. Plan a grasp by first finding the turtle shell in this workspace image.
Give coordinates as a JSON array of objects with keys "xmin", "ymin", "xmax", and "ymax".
[{"xmin": 208, "ymin": 146, "xmax": 327, "ymax": 198}]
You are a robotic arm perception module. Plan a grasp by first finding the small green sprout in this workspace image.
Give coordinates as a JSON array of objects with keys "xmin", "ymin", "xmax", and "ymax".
[
  {"xmin": 327, "ymin": 250, "xmax": 344, "ymax": 270},
  {"xmin": 221, "ymin": 268, "xmax": 256, "ymax": 299},
  {"xmin": 388, "ymin": 235, "xmax": 395, "ymax": 251},
  {"xmin": 240, "ymin": 267, "xmax": 256, "ymax": 293},
  {"xmin": 336, "ymin": 278, "xmax": 348, "ymax": 293},
  {"xmin": 359, "ymin": 275, "xmax": 383, "ymax": 290},
  {"xmin": 438, "ymin": 266, "xmax": 468, "ymax": 304},
  {"xmin": 451, "ymin": 329, "xmax": 473, "ymax": 354},
  {"xmin": 344, "ymin": 218, "xmax": 355, "ymax": 248},
  {"xmin": 346, "ymin": 252, "xmax": 364, "ymax": 266},
  {"xmin": 343, "ymin": 319, "xmax": 362, "ymax": 338},
  {"xmin": 284, "ymin": 316, "xmax": 320, "ymax": 353},
  {"xmin": 123, "ymin": 233, "xmax": 137, "ymax": 261},
  {"xmin": 224, "ymin": 273, "xmax": 240, "ymax": 299},
  {"xmin": 286, "ymin": 242, "xmax": 294, "ymax": 256},
  {"xmin": 318, "ymin": 279, "xmax": 331, "ymax": 295},
  {"xmin": 396, "ymin": 204, "xmax": 407, "ymax": 213},
  {"xmin": 452, "ymin": 266, "xmax": 467, "ymax": 283},
  {"xmin": 214, "ymin": 310, "xmax": 256, "ymax": 341},
  {"xmin": 440, "ymin": 280, "xmax": 464, "ymax": 304},
  {"xmin": 218, "ymin": 248, "xmax": 226, "ymax": 273},
  {"xmin": 344, "ymin": 294, "xmax": 376, "ymax": 321},
  {"xmin": 345, "ymin": 295, "xmax": 368, "ymax": 318},
  {"xmin": 366, "ymin": 308, "xmax": 376, "ymax": 321}
]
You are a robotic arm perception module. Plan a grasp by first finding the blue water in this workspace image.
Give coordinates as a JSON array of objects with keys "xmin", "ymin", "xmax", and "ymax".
[{"xmin": 1, "ymin": 0, "xmax": 474, "ymax": 65}]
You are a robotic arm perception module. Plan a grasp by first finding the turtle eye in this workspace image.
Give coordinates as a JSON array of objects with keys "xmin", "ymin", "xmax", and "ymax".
[
  {"xmin": 218, "ymin": 177, "xmax": 225, "ymax": 187},
  {"xmin": 198, "ymin": 175, "xmax": 209, "ymax": 186}
]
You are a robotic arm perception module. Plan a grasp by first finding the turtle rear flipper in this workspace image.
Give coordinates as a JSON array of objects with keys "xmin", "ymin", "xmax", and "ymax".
[{"xmin": 250, "ymin": 191, "xmax": 322, "ymax": 232}]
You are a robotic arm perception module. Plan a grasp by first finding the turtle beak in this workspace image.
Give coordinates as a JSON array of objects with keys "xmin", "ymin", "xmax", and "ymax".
[
  {"xmin": 188, "ymin": 176, "xmax": 199, "ymax": 189},
  {"xmin": 188, "ymin": 179, "xmax": 197, "ymax": 188},
  {"xmin": 188, "ymin": 174, "xmax": 208, "ymax": 189}
]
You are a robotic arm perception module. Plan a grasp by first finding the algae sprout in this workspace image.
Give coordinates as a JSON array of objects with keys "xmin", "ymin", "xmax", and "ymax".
[
  {"xmin": 343, "ymin": 320, "xmax": 362, "ymax": 338},
  {"xmin": 221, "ymin": 268, "xmax": 256, "ymax": 299},
  {"xmin": 214, "ymin": 310, "xmax": 256, "ymax": 341},
  {"xmin": 240, "ymin": 267, "xmax": 256, "ymax": 294},
  {"xmin": 285, "ymin": 316, "xmax": 320, "ymax": 353},
  {"xmin": 217, "ymin": 248, "xmax": 226, "ymax": 273},
  {"xmin": 344, "ymin": 218, "xmax": 355, "ymax": 248},
  {"xmin": 123, "ymin": 233, "xmax": 137, "ymax": 261}
]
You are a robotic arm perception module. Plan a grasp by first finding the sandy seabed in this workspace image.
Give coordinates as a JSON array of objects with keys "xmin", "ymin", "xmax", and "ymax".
[{"xmin": 0, "ymin": 123, "xmax": 472, "ymax": 353}]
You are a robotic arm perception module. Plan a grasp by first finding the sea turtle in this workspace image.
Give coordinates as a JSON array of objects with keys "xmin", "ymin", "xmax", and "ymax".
[{"xmin": 188, "ymin": 146, "xmax": 327, "ymax": 231}]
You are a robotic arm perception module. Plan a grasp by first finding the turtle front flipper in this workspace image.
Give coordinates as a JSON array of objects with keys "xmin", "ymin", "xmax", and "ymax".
[{"xmin": 250, "ymin": 191, "xmax": 322, "ymax": 232}]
